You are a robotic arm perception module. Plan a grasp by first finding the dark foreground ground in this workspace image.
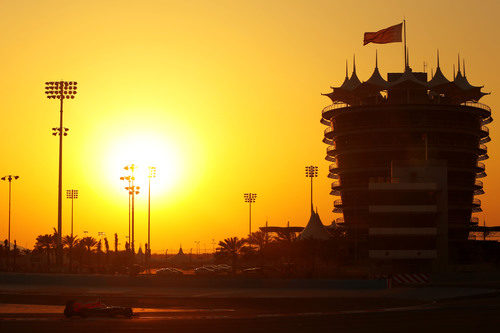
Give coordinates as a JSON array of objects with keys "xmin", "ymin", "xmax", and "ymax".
[
  {"xmin": 1, "ymin": 272, "xmax": 500, "ymax": 332},
  {"xmin": 1, "ymin": 293, "xmax": 500, "ymax": 333}
]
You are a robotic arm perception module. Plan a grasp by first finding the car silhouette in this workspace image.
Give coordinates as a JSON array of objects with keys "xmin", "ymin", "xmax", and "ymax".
[{"xmin": 64, "ymin": 300, "xmax": 133, "ymax": 318}]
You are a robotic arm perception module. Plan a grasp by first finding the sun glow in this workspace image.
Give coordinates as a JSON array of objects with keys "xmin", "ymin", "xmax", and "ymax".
[{"xmin": 106, "ymin": 132, "xmax": 183, "ymax": 196}]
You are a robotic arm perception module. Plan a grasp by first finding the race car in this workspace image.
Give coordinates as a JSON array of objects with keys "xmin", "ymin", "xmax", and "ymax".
[{"xmin": 64, "ymin": 300, "xmax": 133, "ymax": 318}]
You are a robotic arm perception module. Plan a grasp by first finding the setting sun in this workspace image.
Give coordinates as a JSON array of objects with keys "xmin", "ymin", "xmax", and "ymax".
[{"xmin": 106, "ymin": 132, "xmax": 183, "ymax": 195}]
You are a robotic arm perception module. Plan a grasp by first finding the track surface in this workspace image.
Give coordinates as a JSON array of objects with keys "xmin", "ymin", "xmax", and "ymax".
[{"xmin": 1, "ymin": 295, "xmax": 500, "ymax": 332}]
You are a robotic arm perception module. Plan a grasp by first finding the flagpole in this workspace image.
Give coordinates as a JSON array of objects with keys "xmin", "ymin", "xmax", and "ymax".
[{"xmin": 403, "ymin": 19, "xmax": 407, "ymax": 69}]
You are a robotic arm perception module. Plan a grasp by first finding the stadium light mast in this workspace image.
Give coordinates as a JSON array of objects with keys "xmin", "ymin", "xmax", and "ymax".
[
  {"xmin": 122, "ymin": 164, "xmax": 139, "ymax": 253},
  {"xmin": 66, "ymin": 189, "xmax": 79, "ymax": 237},
  {"xmin": 147, "ymin": 166, "xmax": 156, "ymax": 260},
  {"xmin": 120, "ymin": 175, "xmax": 132, "ymax": 248},
  {"xmin": 45, "ymin": 80, "xmax": 77, "ymax": 267},
  {"xmin": 243, "ymin": 193, "xmax": 257, "ymax": 235},
  {"xmin": 305, "ymin": 165, "xmax": 318, "ymax": 210},
  {"xmin": 1, "ymin": 175, "xmax": 20, "ymax": 248}
]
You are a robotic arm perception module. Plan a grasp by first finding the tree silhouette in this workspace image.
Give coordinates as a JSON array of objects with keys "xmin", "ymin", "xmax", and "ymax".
[
  {"xmin": 217, "ymin": 237, "xmax": 247, "ymax": 271},
  {"xmin": 80, "ymin": 237, "xmax": 97, "ymax": 253},
  {"xmin": 63, "ymin": 234, "xmax": 79, "ymax": 272},
  {"xmin": 114, "ymin": 233, "xmax": 118, "ymax": 253},
  {"xmin": 246, "ymin": 231, "xmax": 269, "ymax": 253},
  {"xmin": 35, "ymin": 234, "xmax": 53, "ymax": 268}
]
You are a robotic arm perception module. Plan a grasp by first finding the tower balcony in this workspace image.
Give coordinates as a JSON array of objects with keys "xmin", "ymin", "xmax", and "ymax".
[
  {"xmin": 476, "ymin": 161, "xmax": 486, "ymax": 173},
  {"xmin": 472, "ymin": 198, "xmax": 482, "ymax": 213},
  {"xmin": 478, "ymin": 153, "xmax": 489, "ymax": 161},
  {"xmin": 326, "ymin": 143, "xmax": 336, "ymax": 155},
  {"xmin": 322, "ymin": 136, "xmax": 334, "ymax": 145},
  {"xmin": 322, "ymin": 102, "xmax": 350, "ymax": 120},
  {"xmin": 478, "ymin": 144, "xmax": 487, "ymax": 155},
  {"xmin": 328, "ymin": 172, "xmax": 339, "ymax": 179},
  {"xmin": 461, "ymin": 101, "xmax": 491, "ymax": 116},
  {"xmin": 470, "ymin": 217, "xmax": 479, "ymax": 226},
  {"xmin": 482, "ymin": 116, "xmax": 493, "ymax": 125},
  {"xmin": 477, "ymin": 171, "xmax": 487, "ymax": 178},
  {"xmin": 474, "ymin": 179, "xmax": 485, "ymax": 195},
  {"xmin": 333, "ymin": 199, "xmax": 343, "ymax": 213},
  {"xmin": 325, "ymin": 155, "xmax": 336, "ymax": 162},
  {"xmin": 329, "ymin": 161, "xmax": 338, "ymax": 173},
  {"xmin": 330, "ymin": 181, "xmax": 341, "ymax": 195}
]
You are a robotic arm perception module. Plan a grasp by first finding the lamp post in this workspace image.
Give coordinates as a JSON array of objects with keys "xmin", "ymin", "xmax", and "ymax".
[
  {"xmin": 147, "ymin": 166, "xmax": 156, "ymax": 261},
  {"xmin": 66, "ymin": 189, "xmax": 78, "ymax": 237},
  {"xmin": 243, "ymin": 193, "xmax": 257, "ymax": 235},
  {"xmin": 1, "ymin": 175, "xmax": 20, "ymax": 248},
  {"xmin": 120, "ymin": 175, "xmax": 132, "ymax": 249},
  {"xmin": 305, "ymin": 165, "xmax": 318, "ymax": 210},
  {"xmin": 121, "ymin": 164, "xmax": 139, "ymax": 253},
  {"xmin": 45, "ymin": 80, "xmax": 77, "ymax": 267}
]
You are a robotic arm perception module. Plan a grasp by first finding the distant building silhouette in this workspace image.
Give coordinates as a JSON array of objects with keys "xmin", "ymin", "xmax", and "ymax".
[
  {"xmin": 322, "ymin": 54, "xmax": 491, "ymax": 270},
  {"xmin": 298, "ymin": 209, "xmax": 331, "ymax": 241}
]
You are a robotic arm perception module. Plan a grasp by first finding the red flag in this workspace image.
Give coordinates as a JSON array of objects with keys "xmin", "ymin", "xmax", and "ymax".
[{"xmin": 363, "ymin": 23, "xmax": 403, "ymax": 45}]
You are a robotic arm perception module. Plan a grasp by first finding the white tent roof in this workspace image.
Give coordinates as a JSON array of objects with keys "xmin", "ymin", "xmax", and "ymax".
[{"xmin": 298, "ymin": 209, "xmax": 332, "ymax": 240}]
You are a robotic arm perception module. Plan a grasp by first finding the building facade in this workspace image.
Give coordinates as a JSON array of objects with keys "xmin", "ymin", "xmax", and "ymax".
[{"xmin": 321, "ymin": 56, "xmax": 491, "ymax": 267}]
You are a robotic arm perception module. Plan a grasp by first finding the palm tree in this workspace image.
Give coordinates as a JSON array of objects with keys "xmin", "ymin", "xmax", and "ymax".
[
  {"xmin": 80, "ymin": 237, "xmax": 97, "ymax": 252},
  {"xmin": 114, "ymin": 233, "xmax": 118, "ymax": 253},
  {"xmin": 217, "ymin": 237, "xmax": 247, "ymax": 272},
  {"xmin": 246, "ymin": 231, "xmax": 269, "ymax": 253},
  {"xmin": 63, "ymin": 235, "xmax": 79, "ymax": 273},
  {"xmin": 79, "ymin": 237, "xmax": 97, "ymax": 269},
  {"xmin": 35, "ymin": 234, "xmax": 53, "ymax": 268}
]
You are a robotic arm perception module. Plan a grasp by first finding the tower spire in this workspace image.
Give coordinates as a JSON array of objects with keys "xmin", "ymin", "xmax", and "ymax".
[
  {"xmin": 345, "ymin": 59, "xmax": 348, "ymax": 78},
  {"xmin": 463, "ymin": 59, "xmax": 466, "ymax": 77},
  {"xmin": 375, "ymin": 50, "xmax": 378, "ymax": 69},
  {"xmin": 353, "ymin": 54, "xmax": 356, "ymax": 74},
  {"xmin": 437, "ymin": 49, "xmax": 440, "ymax": 68},
  {"xmin": 457, "ymin": 53, "xmax": 461, "ymax": 73},
  {"xmin": 406, "ymin": 47, "xmax": 410, "ymax": 70}
]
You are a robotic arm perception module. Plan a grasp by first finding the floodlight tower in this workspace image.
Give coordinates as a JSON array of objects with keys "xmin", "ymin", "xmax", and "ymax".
[
  {"xmin": 66, "ymin": 189, "xmax": 78, "ymax": 237},
  {"xmin": 244, "ymin": 193, "xmax": 257, "ymax": 235},
  {"xmin": 1, "ymin": 175, "xmax": 20, "ymax": 248},
  {"xmin": 120, "ymin": 175, "xmax": 132, "ymax": 248},
  {"xmin": 122, "ymin": 164, "xmax": 139, "ymax": 253},
  {"xmin": 45, "ymin": 80, "xmax": 77, "ymax": 267},
  {"xmin": 305, "ymin": 165, "xmax": 318, "ymax": 210},
  {"xmin": 147, "ymin": 166, "xmax": 156, "ymax": 258}
]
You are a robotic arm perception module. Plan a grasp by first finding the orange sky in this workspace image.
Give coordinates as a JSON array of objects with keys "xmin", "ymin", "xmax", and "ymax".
[{"xmin": 0, "ymin": 0, "xmax": 499, "ymax": 252}]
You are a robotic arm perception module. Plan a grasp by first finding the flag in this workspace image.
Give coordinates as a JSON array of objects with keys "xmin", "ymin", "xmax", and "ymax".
[{"xmin": 363, "ymin": 23, "xmax": 403, "ymax": 46}]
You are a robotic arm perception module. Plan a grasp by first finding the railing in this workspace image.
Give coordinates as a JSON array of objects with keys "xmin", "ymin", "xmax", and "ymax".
[
  {"xmin": 322, "ymin": 102, "xmax": 350, "ymax": 114},
  {"xmin": 329, "ymin": 162, "xmax": 339, "ymax": 172},
  {"xmin": 481, "ymin": 126, "xmax": 489, "ymax": 135},
  {"xmin": 472, "ymin": 198, "xmax": 481, "ymax": 206},
  {"xmin": 476, "ymin": 162, "xmax": 486, "ymax": 171},
  {"xmin": 461, "ymin": 101, "xmax": 491, "ymax": 113},
  {"xmin": 331, "ymin": 181, "xmax": 341, "ymax": 189},
  {"xmin": 324, "ymin": 119, "xmax": 487, "ymax": 135},
  {"xmin": 475, "ymin": 180, "xmax": 483, "ymax": 188},
  {"xmin": 334, "ymin": 199, "xmax": 343, "ymax": 207},
  {"xmin": 335, "ymin": 217, "xmax": 344, "ymax": 224},
  {"xmin": 471, "ymin": 217, "xmax": 479, "ymax": 224},
  {"xmin": 326, "ymin": 144, "xmax": 336, "ymax": 153},
  {"xmin": 482, "ymin": 116, "xmax": 493, "ymax": 125},
  {"xmin": 478, "ymin": 153, "xmax": 489, "ymax": 161},
  {"xmin": 324, "ymin": 126, "xmax": 334, "ymax": 136},
  {"xmin": 328, "ymin": 172, "xmax": 339, "ymax": 179},
  {"xmin": 478, "ymin": 144, "xmax": 487, "ymax": 154},
  {"xmin": 322, "ymin": 137, "xmax": 334, "ymax": 145}
]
